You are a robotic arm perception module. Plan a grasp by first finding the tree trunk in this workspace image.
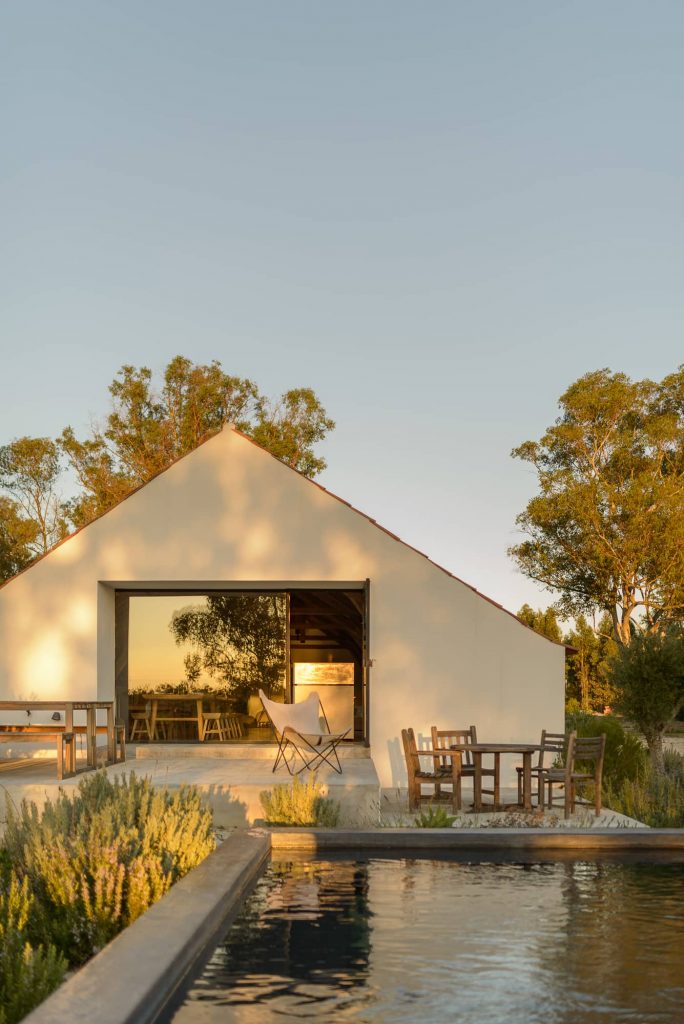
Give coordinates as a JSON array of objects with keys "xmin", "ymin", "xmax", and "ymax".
[
  {"xmin": 646, "ymin": 731, "xmax": 665, "ymax": 775},
  {"xmin": 580, "ymin": 662, "xmax": 589, "ymax": 711}
]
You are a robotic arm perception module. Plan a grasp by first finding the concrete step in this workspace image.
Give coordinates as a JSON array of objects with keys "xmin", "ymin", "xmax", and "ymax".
[{"xmin": 133, "ymin": 742, "xmax": 371, "ymax": 761}]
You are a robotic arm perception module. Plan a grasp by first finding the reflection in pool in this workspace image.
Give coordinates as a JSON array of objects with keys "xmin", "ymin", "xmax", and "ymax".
[{"xmin": 163, "ymin": 854, "xmax": 684, "ymax": 1023}]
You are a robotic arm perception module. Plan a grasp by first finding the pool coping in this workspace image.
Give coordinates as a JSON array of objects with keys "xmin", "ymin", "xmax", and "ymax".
[
  {"xmin": 21, "ymin": 825, "xmax": 684, "ymax": 1024},
  {"xmin": 270, "ymin": 827, "xmax": 684, "ymax": 850}
]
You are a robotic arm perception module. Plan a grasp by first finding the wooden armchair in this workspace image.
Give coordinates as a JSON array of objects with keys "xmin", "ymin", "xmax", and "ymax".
[
  {"xmin": 402, "ymin": 728, "xmax": 462, "ymax": 811},
  {"xmin": 431, "ymin": 726, "xmax": 499, "ymax": 808},
  {"xmin": 516, "ymin": 729, "xmax": 566, "ymax": 807},
  {"xmin": 546, "ymin": 732, "xmax": 606, "ymax": 819}
]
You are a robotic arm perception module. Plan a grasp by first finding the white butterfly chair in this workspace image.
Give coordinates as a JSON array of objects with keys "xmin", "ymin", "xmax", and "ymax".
[{"xmin": 258, "ymin": 689, "xmax": 350, "ymax": 775}]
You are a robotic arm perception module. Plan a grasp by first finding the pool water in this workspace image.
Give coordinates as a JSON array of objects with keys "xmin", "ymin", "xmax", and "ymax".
[{"xmin": 163, "ymin": 854, "xmax": 684, "ymax": 1023}]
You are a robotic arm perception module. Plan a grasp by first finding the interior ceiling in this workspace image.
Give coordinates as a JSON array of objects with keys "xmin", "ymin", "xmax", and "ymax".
[{"xmin": 289, "ymin": 590, "xmax": 363, "ymax": 659}]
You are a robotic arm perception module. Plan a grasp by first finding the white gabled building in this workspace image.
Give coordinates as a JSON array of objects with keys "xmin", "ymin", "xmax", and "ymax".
[{"xmin": 0, "ymin": 425, "xmax": 565, "ymax": 788}]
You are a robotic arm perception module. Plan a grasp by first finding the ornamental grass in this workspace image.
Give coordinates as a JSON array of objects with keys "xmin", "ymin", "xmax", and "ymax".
[{"xmin": 259, "ymin": 773, "xmax": 340, "ymax": 826}]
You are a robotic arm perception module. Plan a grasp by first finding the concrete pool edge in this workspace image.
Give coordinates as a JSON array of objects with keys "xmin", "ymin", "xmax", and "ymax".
[
  {"xmin": 23, "ymin": 829, "xmax": 270, "ymax": 1024},
  {"xmin": 20, "ymin": 825, "xmax": 684, "ymax": 1024},
  {"xmin": 269, "ymin": 827, "xmax": 684, "ymax": 851}
]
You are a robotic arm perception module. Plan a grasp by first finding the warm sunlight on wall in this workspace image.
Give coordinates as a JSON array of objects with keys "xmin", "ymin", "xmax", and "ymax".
[{"xmin": 19, "ymin": 630, "xmax": 70, "ymax": 696}]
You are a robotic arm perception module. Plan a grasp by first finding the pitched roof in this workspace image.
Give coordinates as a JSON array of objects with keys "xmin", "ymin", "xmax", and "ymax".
[{"xmin": 0, "ymin": 425, "xmax": 566, "ymax": 648}]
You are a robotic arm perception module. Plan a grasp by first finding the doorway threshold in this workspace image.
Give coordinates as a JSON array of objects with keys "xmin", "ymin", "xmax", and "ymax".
[{"xmin": 132, "ymin": 742, "xmax": 371, "ymax": 760}]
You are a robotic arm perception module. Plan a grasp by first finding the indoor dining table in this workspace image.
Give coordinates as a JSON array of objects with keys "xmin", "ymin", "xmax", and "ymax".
[
  {"xmin": 142, "ymin": 693, "xmax": 233, "ymax": 741},
  {"xmin": 449, "ymin": 742, "xmax": 541, "ymax": 812}
]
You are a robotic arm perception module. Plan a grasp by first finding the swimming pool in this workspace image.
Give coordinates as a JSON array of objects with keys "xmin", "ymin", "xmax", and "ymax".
[{"xmin": 161, "ymin": 852, "xmax": 684, "ymax": 1023}]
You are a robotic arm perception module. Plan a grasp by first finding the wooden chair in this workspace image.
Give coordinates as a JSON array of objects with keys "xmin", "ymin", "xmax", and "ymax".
[
  {"xmin": 221, "ymin": 712, "xmax": 243, "ymax": 739},
  {"xmin": 431, "ymin": 726, "xmax": 499, "ymax": 808},
  {"xmin": 403, "ymin": 728, "xmax": 462, "ymax": 811},
  {"xmin": 129, "ymin": 703, "xmax": 154, "ymax": 742},
  {"xmin": 201, "ymin": 710, "xmax": 226, "ymax": 741},
  {"xmin": 515, "ymin": 730, "xmax": 566, "ymax": 807},
  {"xmin": 545, "ymin": 732, "xmax": 606, "ymax": 819}
]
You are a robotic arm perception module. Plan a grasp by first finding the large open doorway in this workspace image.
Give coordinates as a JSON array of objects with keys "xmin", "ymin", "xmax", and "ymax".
[
  {"xmin": 290, "ymin": 590, "xmax": 365, "ymax": 741},
  {"xmin": 115, "ymin": 586, "xmax": 368, "ymax": 745}
]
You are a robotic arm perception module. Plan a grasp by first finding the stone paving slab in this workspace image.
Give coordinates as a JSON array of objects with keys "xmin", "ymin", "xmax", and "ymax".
[
  {"xmin": 0, "ymin": 754, "xmax": 382, "ymax": 828},
  {"xmin": 0, "ymin": 759, "xmax": 645, "ymax": 829}
]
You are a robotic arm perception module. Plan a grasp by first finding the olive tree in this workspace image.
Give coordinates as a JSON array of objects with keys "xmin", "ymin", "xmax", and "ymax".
[{"xmin": 610, "ymin": 627, "xmax": 684, "ymax": 772}]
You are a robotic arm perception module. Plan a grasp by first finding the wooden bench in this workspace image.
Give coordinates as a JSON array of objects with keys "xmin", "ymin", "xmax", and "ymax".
[
  {"xmin": 0, "ymin": 727, "xmax": 76, "ymax": 780},
  {"xmin": 0, "ymin": 723, "xmax": 125, "ymax": 779}
]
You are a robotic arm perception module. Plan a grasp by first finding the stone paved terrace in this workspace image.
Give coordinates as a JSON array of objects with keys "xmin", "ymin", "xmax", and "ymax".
[
  {"xmin": 0, "ymin": 741, "xmax": 647, "ymax": 830},
  {"xmin": 0, "ymin": 743, "xmax": 380, "ymax": 829}
]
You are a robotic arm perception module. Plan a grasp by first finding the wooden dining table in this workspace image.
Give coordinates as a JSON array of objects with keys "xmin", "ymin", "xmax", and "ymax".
[
  {"xmin": 449, "ymin": 742, "xmax": 541, "ymax": 812},
  {"xmin": 140, "ymin": 693, "xmax": 234, "ymax": 741}
]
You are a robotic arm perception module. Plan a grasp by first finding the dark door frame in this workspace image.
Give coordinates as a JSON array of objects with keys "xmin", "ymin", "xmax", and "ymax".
[{"xmin": 113, "ymin": 583, "xmax": 370, "ymax": 743}]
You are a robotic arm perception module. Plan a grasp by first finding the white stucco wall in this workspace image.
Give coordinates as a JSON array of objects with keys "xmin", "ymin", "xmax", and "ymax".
[{"xmin": 0, "ymin": 426, "xmax": 565, "ymax": 787}]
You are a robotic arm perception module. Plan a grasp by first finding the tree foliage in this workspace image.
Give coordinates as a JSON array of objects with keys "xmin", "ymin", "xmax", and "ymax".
[
  {"xmin": 0, "ymin": 438, "xmax": 66, "ymax": 555},
  {"xmin": 0, "ymin": 357, "xmax": 334, "ymax": 582},
  {"xmin": 510, "ymin": 368, "xmax": 684, "ymax": 644},
  {"xmin": 60, "ymin": 357, "xmax": 334, "ymax": 527},
  {"xmin": 609, "ymin": 627, "xmax": 684, "ymax": 771},
  {"xmin": 170, "ymin": 593, "xmax": 287, "ymax": 709},
  {"xmin": 517, "ymin": 605, "xmax": 618, "ymax": 712},
  {"xmin": 565, "ymin": 613, "xmax": 618, "ymax": 713},
  {"xmin": 0, "ymin": 497, "xmax": 38, "ymax": 581},
  {"xmin": 516, "ymin": 603, "xmax": 563, "ymax": 643}
]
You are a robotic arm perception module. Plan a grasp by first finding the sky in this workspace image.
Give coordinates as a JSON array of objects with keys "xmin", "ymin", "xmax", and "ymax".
[
  {"xmin": 128, "ymin": 595, "xmax": 208, "ymax": 687},
  {"xmin": 2, "ymin": 2, "xmax": 683, "ymax": 615}
]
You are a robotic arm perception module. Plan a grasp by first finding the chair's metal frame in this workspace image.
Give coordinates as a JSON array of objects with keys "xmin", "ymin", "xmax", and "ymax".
[{"xmin": 261, "ymin": 693, "xmax": 350, "ymax": 775}]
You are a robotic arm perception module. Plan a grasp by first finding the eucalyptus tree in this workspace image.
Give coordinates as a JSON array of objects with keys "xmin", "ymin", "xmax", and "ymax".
[
  {"xmin": 60, "ymin": 355, "xmax": 335, "ymax": 526},
  {"xmin": 510, "ymin": 367, "xmax": 684, "ymax": 644},
  {"xmin": 0, "ymin": 496, "xmax": 39, "ymax": 579},
  {"xmin": 0, "ymin": 437, "xmax": 66, "ymax": 555},
  {"xmin": 516, "ymin": 603, "xmax": 563, "ymax": 643}
]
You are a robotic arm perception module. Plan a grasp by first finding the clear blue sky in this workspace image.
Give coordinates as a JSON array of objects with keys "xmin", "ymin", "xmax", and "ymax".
[{"xmin": 2, "ymin": 2, "xmax": 683, "ymax": 613}]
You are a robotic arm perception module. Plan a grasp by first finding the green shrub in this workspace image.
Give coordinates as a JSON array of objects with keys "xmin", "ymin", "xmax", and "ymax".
[
  {"xmin": 0, "ymin": 874, "xmax": 66, "ymax": 1024},
  {"xmin": 663, "ymin": 746, "xmax": 684, "ymax": 782},
  {"xmin": 566, "ymin": 712, "xmax": 646, "ymax": 788},
  {"xmin": 4, "ymin": 771, "xmax": 215, "ymax": 965},
  {"xmin": 604, "ymin": 758, "xmax": 684, "ymax": 827},
  {"xmin": 603, "ymin": 747, "xmax": 684, "ymax": 827},
  {"xmin": 565, "ymin": 697, "xmax": 582, "ymax": 716},
  {"xmin": 259, "ymin": 773, "xmax": 340, "ymax": 826},
  {"xmin": 414, "ymin": 805, "xmax": 456, "ymax": 828}
]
